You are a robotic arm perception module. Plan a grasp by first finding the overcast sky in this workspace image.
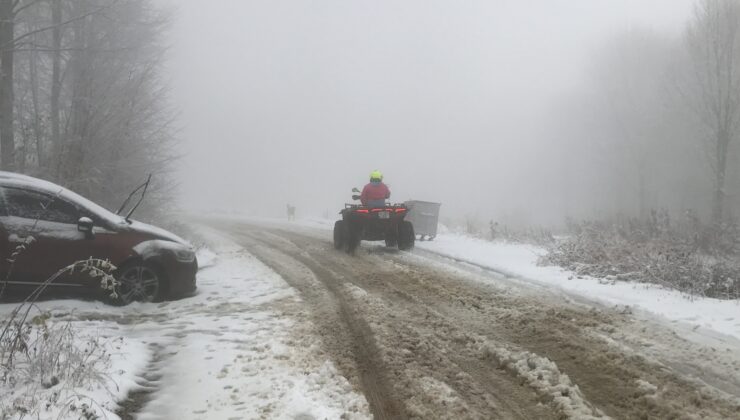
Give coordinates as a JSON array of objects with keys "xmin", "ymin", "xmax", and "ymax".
[{"xmin": 162, "ymin": 0, "xmax": 695, "ymax": 224}]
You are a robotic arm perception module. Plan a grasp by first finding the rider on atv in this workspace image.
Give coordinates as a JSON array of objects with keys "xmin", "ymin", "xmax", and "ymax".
[
  {"xmin": 333, "ymin": 170, "xmax": 414, "ymax": 254},
  {"xmin": 361, "ymin": 170, "xmax": 390, "ymax": 207}
]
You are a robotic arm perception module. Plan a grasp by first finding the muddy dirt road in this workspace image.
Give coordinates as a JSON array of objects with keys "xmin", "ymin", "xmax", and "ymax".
[{"xmin": 204, "ymin": 220, "xmax": 740, "ymax": 420}]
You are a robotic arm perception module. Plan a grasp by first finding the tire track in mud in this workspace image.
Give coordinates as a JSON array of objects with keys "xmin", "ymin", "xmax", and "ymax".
[
  {"xmin": 216, "ymin": 221, "xmax": 740, "ymax": 420},
  {"xmin": 231, "ymin": 231, "xmax": 405, "ymax": 420},
  {"xmin": 366, "ymin": 253, "xmax": 740, "ymax": 419},
  {"xmin": 225, "ymin": 225, "xmax": 560, "ymax": 419}
]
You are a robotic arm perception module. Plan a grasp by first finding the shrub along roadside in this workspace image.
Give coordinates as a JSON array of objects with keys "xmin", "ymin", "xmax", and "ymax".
[
  {"xmin": 1, "ymin": 257, "xmax": 119, "ymax": 418},
  {"xmin": 540, "ymin": 211, "xmax": 740, "ymax": 300}
]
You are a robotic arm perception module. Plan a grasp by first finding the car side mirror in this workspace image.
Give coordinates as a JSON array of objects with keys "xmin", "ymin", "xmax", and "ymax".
[
  {"xmin": 352, "ymin": 187, "xmax": 360, "ymax": 193},
  {"xmin": 77, "ymin": 217, "xmax": 94, "ymax": 238}
]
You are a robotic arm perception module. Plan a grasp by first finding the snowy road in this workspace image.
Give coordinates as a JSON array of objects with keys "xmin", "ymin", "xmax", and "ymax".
[
  {"xmin": 5, "ymin": 218, "xmax": 739, "ymax": 419},
  {"xmin": 200, "ymin": 219, "xmax": 740, "ymax": 419}
]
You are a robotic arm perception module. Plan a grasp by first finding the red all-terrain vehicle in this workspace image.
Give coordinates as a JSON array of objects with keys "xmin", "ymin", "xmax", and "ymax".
[{"xmin": 333, "ymin": 188, "xmax": 415, "ymax": 254}]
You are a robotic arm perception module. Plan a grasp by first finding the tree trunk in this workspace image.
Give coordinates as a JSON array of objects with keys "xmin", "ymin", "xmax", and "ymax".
[
  {"xmin": 685, "ymin": 0, "xmax": 740, "ymax": 223},
  {"xmin": 0, "ymin": 0, "xmax": 14, "ymax": 171},
  {"xmin": 29, "ymin": 43, "xmax": 43, "ymax": 167},
  {"xmin": 712, "ymin": 132, "xmax": 730, "ymax": 222},
  {"xmin": 637, "ymin": 160, "xmax": 648, "ymax": 220},
  {"xmin": 50, "ymin": 0, "xmax": 62, "ymax": 152},
  {"xmin": 63, "ymin": 8, "xmax": 92, "ymax": 184}
]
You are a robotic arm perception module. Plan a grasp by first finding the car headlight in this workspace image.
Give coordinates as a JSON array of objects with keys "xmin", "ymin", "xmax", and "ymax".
[{"xmin": 173, "ymin": 248, "xmax": 196, "ymax": 262}]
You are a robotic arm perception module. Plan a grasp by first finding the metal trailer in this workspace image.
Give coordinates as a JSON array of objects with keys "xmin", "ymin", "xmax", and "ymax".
[{"xmin": 404, "ymin": 200, "xmax": 442, "ymax": 240}]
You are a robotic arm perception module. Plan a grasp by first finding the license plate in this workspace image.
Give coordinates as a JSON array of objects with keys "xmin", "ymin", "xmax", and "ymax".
[{"xmin": 378, "ymin": 211, "xmax": 390, "ymax": 219}]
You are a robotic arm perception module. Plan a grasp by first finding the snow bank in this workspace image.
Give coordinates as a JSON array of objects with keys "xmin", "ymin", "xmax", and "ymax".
[{"xmin": 417, "ymin": 233, "xmax": 740, "ymax": 342}]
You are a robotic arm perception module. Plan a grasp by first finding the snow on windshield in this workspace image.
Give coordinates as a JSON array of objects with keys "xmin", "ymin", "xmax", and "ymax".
[{"xmin": 0, "ymin": 172, "xmax": 125, "ymax": 226}]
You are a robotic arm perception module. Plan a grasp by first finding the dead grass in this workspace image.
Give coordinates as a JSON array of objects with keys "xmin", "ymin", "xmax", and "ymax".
[
  {"xmin": 1, "ymin": 259, "xmax": 120, "ymax": 419},
  {"xmin": 541, "ymin": 211, "xmax": 740, "ymax": 300}
]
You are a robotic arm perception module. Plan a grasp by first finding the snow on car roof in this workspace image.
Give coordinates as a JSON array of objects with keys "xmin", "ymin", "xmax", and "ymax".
[{"xmin": 0, "ymin": 171, "xmax": 125, "ymax": 225}]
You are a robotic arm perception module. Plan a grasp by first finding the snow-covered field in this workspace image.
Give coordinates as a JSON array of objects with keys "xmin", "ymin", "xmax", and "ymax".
[{"xmin": 0, "ymin": 228, "xmax": 370, "ymax": 420}]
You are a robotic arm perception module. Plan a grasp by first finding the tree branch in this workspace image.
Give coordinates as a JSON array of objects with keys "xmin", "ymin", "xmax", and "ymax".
[
  {"xmin": 12, "ymin": 0, "xmax": 45, "ymax": 18},
  {"xmin": 2, "ymin": 0, "xmax": 118, "ymax": 51}
]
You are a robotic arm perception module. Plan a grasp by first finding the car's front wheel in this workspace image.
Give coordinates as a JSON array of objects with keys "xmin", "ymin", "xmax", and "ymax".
[{"xmin": 115, "ymin": 263, "xmax": 164, "ymax": 304}]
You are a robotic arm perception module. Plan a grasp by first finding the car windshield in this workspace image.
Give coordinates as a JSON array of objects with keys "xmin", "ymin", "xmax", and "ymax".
[
  {"xmin": 1, "ymin": 173, "xmax": 126, "ymax": 226},
  {"xmin": 59, "ymin": 189, "xmax": 126, "ymax": 226}
]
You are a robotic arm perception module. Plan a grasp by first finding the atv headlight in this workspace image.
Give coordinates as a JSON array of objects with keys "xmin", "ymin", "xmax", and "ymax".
[{"xmin": 173, "ymin": 248, "xmax": 196, "ymax": 262}]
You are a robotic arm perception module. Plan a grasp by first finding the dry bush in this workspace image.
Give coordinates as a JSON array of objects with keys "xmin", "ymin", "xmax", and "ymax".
[
  {"xmin": 542, "ymin": 211, "xmax": 740, "ymax": 299},
  {"xmin": 0, "ymin": 318, "xmax": 122, "ymax": 419},
  {"xmin": 1, "ymin": 258, "xmax": 119, "ymax": 419}
]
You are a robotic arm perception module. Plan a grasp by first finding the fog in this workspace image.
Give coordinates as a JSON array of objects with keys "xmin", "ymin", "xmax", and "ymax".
[{"xmin": 165, "ymin": 0, "xmax": 695, "ymax": 226}]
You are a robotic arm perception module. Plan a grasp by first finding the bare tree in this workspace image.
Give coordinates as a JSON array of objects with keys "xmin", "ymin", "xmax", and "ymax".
[
  {"xmin": 683, "ymin": 0, "xmax": 740, "ymax": 222},
  {"xmin": 0, "ymin": 0, "xmax": 116, "ymax": 169},
  {"xmin": 594, "ymin": 29, "xmax": 673, "ymax": 219},
  {"xmin": 53, "ymin": 0, "xmax": 178, "ymax": 214},
  {"xmin": 50, "ymin": 0, "xmax": 62, "ymax": 151},
  {"xmin": 0, "ymin": 0, "xmax": 15, "ymax": 170},
  {"xmin": 0, "ymin": 0, "xmax": 178, "ymax": 219}
]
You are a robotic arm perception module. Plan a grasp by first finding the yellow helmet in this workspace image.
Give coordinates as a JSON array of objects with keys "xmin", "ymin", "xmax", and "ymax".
[{"xmin": 370, "ymin": 170, "xmax": 383, "ymax": 181}]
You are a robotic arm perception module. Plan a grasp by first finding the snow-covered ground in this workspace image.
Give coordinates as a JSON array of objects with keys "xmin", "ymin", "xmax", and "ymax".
[
  {"xmin": 413, "ymin": 233, "xmax": 740, "ymax": 342},
  {"xmin": 288, "ymin": 217, "xmax": 740, "ymax": 343},
  {"xmin": 0, "ymin": 310, "xmax": 149, "ymax": 419},
  {"xmin": 0, "ymin": 227, "xmax": 370, "ymax": 420},
  {"xmin": 6, "ymin": 214, "xmax": 738, "ymax": 418}
]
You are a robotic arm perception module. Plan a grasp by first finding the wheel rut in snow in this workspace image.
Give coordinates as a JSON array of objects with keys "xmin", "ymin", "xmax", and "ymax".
[
  {"xmin": 230, "ymin": 229, "xmax": 405, "ymax": 420},
  {"xmin": 222, "ymin": 224, "xmax": 557, "ymax": 419},
  {"xmin": 115, "ymin": 342, "xmax": 166, "ymax": 419},
  {"xmin": 205, "ymin": 220, "xmax": 740, "ymax": 419},
  {"xmin": 277, "ymin": 227, "xmax": 740, "ymax": 419}
]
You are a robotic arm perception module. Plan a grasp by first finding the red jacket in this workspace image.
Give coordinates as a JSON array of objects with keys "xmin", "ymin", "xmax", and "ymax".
[{"xmin": 361, "ymin": 182, "xmax": 390, "ymax": 205}]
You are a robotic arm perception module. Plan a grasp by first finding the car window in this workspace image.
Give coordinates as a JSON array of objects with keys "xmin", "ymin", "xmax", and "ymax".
[{"xmin": 3, "ymin": 187, "xmax": 80, "ymax": 224}]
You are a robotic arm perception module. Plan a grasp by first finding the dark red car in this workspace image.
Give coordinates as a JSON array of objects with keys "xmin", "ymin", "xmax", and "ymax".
[{"xmin": 0, "ymin": 171, "xmax": 197, "ymax": 304}]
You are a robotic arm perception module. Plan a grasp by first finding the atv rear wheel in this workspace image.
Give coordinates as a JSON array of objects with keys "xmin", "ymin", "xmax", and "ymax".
[
  {"xmin": 333, "ymin": 220, "xmax": 346, "ymax": 250},
  {"xmin": 346, "ymin": 222, "xmax": 361, "ymax": 255},
  {"xmin": 385, "ymin": 233, "xmax": 398, "ymax": 247},
  {"xmin": 398, "ymin": 221, "xmax": 415, "ymax": 251}
]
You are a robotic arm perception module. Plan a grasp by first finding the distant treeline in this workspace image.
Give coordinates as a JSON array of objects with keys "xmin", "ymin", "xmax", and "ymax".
[{"xmin": 537, "ymin": 0, "xmax": 740, "ymax": 224}]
